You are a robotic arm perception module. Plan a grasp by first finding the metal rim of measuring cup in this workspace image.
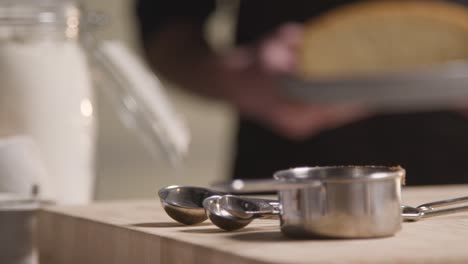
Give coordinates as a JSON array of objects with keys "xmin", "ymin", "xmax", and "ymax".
[
  {"xmin": 273, "ymin": 165, "xmax": 406, "ymax": 183},
  {"xmin": 213, "ymin": 166, "xmax": 406, "ymax": 194}
]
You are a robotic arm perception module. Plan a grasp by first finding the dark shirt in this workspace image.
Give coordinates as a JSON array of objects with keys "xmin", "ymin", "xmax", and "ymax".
[{"xmin": 136, "ymin": 0, "xmax": 468, "ymax": 185}]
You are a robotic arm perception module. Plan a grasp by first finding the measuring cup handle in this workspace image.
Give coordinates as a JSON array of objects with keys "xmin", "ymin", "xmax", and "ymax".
[
  {"xmin": 401, "ymin": 205, "xmax": 424, "ymax": 221},
  {"xmin": 421, "ymin": 205, "xmax": 468, "ymax": 219},
  {"xmin": 418, "ymin": 196, "xmax": 468, "ymax": 211},
  {"xmin": 404, "ymin": 195, "xmax": 468, "ymax": 221}
]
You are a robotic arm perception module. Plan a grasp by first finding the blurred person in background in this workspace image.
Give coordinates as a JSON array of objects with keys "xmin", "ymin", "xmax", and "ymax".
[{"xmin": 135, "ymin": 1, "xmax": 468, "ymax": 185}]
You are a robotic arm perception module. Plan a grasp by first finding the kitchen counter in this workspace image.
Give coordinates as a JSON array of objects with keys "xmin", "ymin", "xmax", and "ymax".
[{"xmin": 38, "ymin": 185, "xmax": 468, "ymax": 264}]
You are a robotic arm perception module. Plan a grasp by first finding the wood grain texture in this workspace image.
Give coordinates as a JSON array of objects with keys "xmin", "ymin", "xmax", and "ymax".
[{"xmin": 38, "ymin": 185, "xmax": 468, "ymax": 264}]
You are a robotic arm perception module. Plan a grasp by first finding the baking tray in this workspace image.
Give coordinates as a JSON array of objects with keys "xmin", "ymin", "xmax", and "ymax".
[{"xmin": 281, "ymin": 61, "xmax": 468, "ymax": 112}]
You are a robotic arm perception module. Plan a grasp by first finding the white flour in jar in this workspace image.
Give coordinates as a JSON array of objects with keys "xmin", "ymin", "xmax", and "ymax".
[{"xmin": 0, "ymin": 40, "xmax": 96, "ymax": 204}]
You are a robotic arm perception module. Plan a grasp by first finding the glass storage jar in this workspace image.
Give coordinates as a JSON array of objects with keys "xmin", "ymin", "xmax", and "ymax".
[{"xmin": 0, "ymin": 0, "xmax": 189, "ymax": 204}]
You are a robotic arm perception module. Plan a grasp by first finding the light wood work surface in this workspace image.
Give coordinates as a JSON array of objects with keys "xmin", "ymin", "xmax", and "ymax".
[{"xmin": 38, "ymin": 185, "xmax": 468, "ymax": 264}]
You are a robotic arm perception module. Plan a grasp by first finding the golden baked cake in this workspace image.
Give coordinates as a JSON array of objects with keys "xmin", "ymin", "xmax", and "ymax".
[{"xmin": 298, "ymin": 0, "xmax": 468, "ymax": 79}]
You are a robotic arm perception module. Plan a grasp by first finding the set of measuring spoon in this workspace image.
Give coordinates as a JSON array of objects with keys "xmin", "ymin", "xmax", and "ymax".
[{"xmin": 158, "ymin": 166, "xmax": 468, "ymax": 238}]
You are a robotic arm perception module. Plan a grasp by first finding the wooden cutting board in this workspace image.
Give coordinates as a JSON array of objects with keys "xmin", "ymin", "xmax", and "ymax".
[{"xmin": 38, "ymin": 185, "xmax": 468, "ymax": 264}]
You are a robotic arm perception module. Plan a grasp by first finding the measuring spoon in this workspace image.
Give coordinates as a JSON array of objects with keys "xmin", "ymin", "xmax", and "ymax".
[
  {"xmin": 158, "ymin": 186, "xmax": 225, "ymax": 225},
  {"xmin": 203, "ymin": 195, "xmax": 280, "ymax": 231},
  {"xmin": 158, "ymin": 180, "xmax": 314, "ymax": 225}
]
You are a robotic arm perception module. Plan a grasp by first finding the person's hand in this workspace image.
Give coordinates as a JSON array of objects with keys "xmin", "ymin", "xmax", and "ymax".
[{"xmin": 211, "ymin": 23, "xmax": 369, "ymax": 140}]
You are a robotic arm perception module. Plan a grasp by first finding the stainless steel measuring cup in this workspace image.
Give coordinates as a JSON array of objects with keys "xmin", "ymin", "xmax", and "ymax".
[
  {"xmin": 278, "ymin": 166, "xmax": 404, "ymax": 238},
  {"xmin": 216, "ymin": 166, "xmax": 406, "ymax": 238}
]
